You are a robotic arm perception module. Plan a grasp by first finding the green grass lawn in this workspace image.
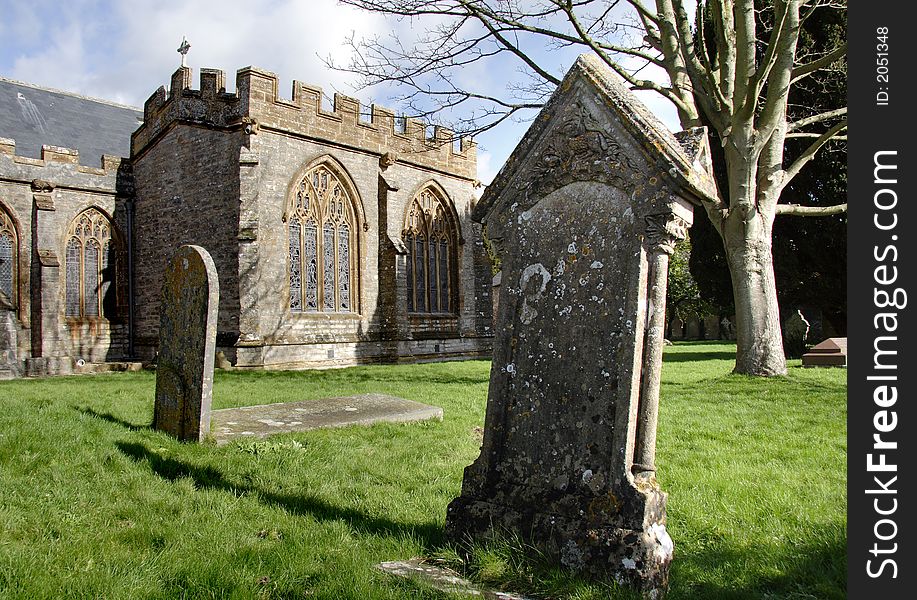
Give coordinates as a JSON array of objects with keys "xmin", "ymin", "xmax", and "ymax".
[{"xmin": 0, "ymin": 342, "xmax": 846, "ymax": 599}]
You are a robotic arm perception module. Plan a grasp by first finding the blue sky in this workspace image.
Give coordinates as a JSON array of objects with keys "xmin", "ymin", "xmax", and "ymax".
[{"xmin": 0, "ymin": 0, "xmax": 679, "ymax": 183}]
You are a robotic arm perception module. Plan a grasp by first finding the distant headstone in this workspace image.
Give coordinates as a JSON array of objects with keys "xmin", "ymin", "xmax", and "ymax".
[
  {"xmin": 783, "ymin": 310, "xmax": 810, "ymax": 358},
  {"xmin": 684, "ymin": 316, "xmax": 701, "ymax": 340},
  {"xmin": 669, "ymin": 316, "xmax": 684, "ymax": 339},
  {"xmin": 153, "ymin": 245, "xmax": 219, "ymax": 442},
  {"xmin": 703, "ymin": 316, "xmax": 720, "ymax": 340},
  {"xmin": 719, "ymin": 316, "xmax": 734, "ymax": 340},
  {"xmin": 802, "ymin": 337, "xmax": 847, "ymax": 368},
  {"xmin": 446, "ymin": 55, "xmax": 718, "ymax": 595}
]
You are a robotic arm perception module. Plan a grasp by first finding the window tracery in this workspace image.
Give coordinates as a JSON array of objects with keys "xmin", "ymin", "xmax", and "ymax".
[
  {"xmin": 404, "ymin": 187, "xmax": 458, "ymax": 314},
  {"xmin": 0, "ymin": 207, "xmax": 16, "ymax": 302},
  {"xmin": 64, "ymin": 208, "xmax": 123, "ymax": 319},
  {"xmin": 288, "ymin": 164, "xmax": 359, "ymax": 313}
]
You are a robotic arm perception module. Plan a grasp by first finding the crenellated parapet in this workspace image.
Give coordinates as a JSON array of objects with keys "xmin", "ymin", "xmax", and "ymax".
[
  {"xmin": 0, "ymin": 137, "xmax": 127, "ymax": 192},
  {"xmin": 132, "ymin": 66, "xmax": 476, "ymax": 179},
  {"xmin": 132, "ymin": 67, "xmax": 244, "ymax": 158}
]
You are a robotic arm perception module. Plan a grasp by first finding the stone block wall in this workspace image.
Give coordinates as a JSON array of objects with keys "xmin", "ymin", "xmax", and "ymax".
[
  {"xmin": 131, "ymin": 66, "xmax": 493, "ymax": 369},
  {"xmin": 0, "ymin": 137, "xmax": 131, "ymax": 374},
  {"xmin": 132, "ymin": 124, "xmax": 244, "ymax": 358}
]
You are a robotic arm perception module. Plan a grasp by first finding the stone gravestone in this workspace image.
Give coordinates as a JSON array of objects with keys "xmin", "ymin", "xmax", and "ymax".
[
  {"xmin": 783, "ymin": 310, "xmax": 810, "ymax": 358},
  {"xmin": 445, "ymin": 55, "xmax": 718, "ymax": 594},
  {"xmin": 153, "ymin": 245, "xmax": 219, "ymax": 442}
]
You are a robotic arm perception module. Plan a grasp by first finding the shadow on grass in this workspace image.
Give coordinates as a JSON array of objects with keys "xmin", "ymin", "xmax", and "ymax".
[
  {"xmin": 214, "ymin": 365, "xmax": 491, "ymax": 388},
  {"xmin": 670, "ymin": 530, "xmax": 846, "ymax": 600},
  {"xmin": 77, "ymin": 407, "xmax": 151, "ymax": 431},
  {"xmin": 663, "ymin": 350, "xmax": 736, "ymax": 363},
  {"xmin": 115, "ymin": 441, "xmax": 445, "ymax": 551}
]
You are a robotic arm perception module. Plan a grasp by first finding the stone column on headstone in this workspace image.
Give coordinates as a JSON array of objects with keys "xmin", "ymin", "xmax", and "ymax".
[
  {"xmin": 633, "ymin": 212, "xmax": 689, "ymax": 476},
  {"xmin": 153, "ymin": 245, "xmax": 219, "ymax": 442}
]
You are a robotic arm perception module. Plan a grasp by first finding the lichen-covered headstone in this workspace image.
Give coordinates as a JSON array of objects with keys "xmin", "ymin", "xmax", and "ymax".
[
  {"xmin": 445, "ymin": 55, "xmax": 718, "ymax": 595},
  {"xmin": 153, "ymin": 245, "xmax": 219, "ymax": 442}
]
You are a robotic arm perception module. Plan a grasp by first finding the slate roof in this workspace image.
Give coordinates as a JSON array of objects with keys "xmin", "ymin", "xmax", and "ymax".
[
  {"xmin": 0, "ymin": 77, "xmax": 143, "ymax": 164},
  {"xmin": 474, "ymin": 53, "xmax": 718, "ymax": 221}
]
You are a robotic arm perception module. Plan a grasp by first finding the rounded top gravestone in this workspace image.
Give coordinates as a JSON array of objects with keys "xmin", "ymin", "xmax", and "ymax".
[{"xmin": 153, "ymin": 245, "xmax": 219, "ymax": 442}]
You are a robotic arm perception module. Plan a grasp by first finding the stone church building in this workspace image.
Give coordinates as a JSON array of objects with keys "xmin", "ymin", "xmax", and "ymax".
[{"xmin": 0, "ymin": 66, "xmax": 494, "ymax": 377}]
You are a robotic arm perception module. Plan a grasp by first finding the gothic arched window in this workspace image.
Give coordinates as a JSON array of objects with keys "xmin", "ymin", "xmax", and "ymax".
[
  {"xmin": 64, "ymin": 208, "xmax": 124, "ymax": 319},
  {"xmin": 404, "ymin": 187, "xmax": 458, "ymax": 314},
  {"xmin": 288, "ymin": 163, "xmax": 359, "ymax": 313},
  {"xmin": 0, "ymin": 206, "xmax": 16, "ymax": 302}
]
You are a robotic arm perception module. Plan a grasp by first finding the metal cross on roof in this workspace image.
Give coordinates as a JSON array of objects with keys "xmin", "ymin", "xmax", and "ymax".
[{"xmin": 177, "ymin": 37, "xmax": 191, "ymax": 67}]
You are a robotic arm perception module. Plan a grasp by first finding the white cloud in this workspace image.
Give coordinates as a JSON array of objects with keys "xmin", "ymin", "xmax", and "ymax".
[
  {"xmin": 2, "ymin": 0, "xmax": 390, "ymax": 108},
  {"xmin": 476, "ymin": 150, "xmax": 497, "ymax": 186},
  {"xmin": 0, "ymin": 0, "xmax": 683, "ymax": 178}
]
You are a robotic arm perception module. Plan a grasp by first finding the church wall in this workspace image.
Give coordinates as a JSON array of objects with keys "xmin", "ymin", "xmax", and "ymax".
[
  {"xmin": 233, "ymin": 132, "xmax": 381, "ymax": 368},
  {"xmin": 234, "ymin": 127, "xmax": 493, "ymax": 368},
  {"xmin": 0, "ymin": 139, "xmax": 130, "ymax": 374},
  {"xmin": 381, "ymin": 162, "xmax": 489, "ymax": 340},
  {"xmin": 131, "ymin": 123, "xmax": 243, "ymax": 359},
  {"xmin": 128, "ymin": 65, "xmax": 493, "ymax": 370},
  {"xmin": 2, "ymin": 66, "xmax": 495, "ymax": 376}
]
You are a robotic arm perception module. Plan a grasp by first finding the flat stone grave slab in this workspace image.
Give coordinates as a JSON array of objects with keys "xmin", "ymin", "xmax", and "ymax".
[
  {"xmin": 376, "ymin": 558, "xmax": 530, "ymax": 599},
  {"xmin": 210, "ymin": 393, "xmax": 442, "ymax": 445}
]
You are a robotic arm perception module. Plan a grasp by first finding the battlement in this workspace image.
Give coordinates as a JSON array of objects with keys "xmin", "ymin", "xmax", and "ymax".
[
  {"xmin": 0, "ymin": 137, "xmax": 125, "ymax": 177},
  {"xmin": 133, "ymin": 67, "xmax": 476, "ymax": 179}
]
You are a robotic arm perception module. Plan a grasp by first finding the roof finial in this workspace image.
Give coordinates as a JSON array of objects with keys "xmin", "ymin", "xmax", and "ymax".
[{"xmin": 177, "ymin": 36, "xmax": 191, "ymax": 68}]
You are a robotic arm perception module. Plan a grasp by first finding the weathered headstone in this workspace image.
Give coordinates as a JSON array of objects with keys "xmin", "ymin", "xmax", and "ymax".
[
  {"xmin": 684, "ymin": 316, "xmax": 701, "ymax": 340},
  {"xmin": 445, "ymin": 55, "xmax": 718, "ymax": 594},
  {"xmin": 783, "ymin": 309, "xmax": 810, "ymax": 358},
  {"xmin": 703, "ymin": 316, "xmax": 721, "ymax": 340},
  {"xmin": 669, "ymin": 316, "xmax": 684, "ymax": 340},
  {"xmin": 153, "ymin": 245, "xmax": 219, "ymax": 442}
]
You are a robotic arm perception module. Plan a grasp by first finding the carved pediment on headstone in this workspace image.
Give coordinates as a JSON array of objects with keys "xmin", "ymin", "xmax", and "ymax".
[{"xmin": 473, "ymin": 54, "xmax": 717, "ymax": 231}]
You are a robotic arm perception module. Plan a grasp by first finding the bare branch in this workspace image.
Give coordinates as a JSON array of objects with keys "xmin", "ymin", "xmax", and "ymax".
[
  {"xmin": 787, "ymin": 107, "xmax": 847, "ymax": 131},
  {"xmin": 791, "ymin": 42, "xmax": 847, "ymax": 83},
  {"xmin": 785, "ymin": 132, "xmax": 845, "ymax": 140},
  {"xmin": 732, "ymin": 0, "xmax": 758, "ymax": 115},
  {"xmin": 775, "ymin": 203, "xmax": 847, "ymax": 216},
  {"xmin": 755, "ymin": 1, "xmax": 804, "ymax": 146},
  {"xmin": 782, "ymin": 118, "xmax": 847, "ymax": 182},
  {"xmin": 746, "ymin": 0, "xmax": 792, "ymax": 113}
]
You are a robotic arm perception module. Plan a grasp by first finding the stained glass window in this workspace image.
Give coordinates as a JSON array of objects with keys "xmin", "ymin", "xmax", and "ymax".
[
  {"xmin": 289, "ymin": 222, "xmax": 302, "ymax": 310},
  {"xmin": 83, "ymin": 241, "xmax": 100, "ymax": 317},
  {"xmin": 287, "ymin": 163, "xmax": 359, "ymax": 313},
  {"xmin": 304, "ymin": 221, "xmax": 318, "ymax": 311},
  {"xmin": 428, "ymin": 240, "xmax": 438, "ymax": 312},
  {"xmin": 403, "ymin": 187, "xmax": 458, "ymax": 314},
  {"xmin": 338, "ymin": 222, "xmax": 351, "ymax": 311},
  {"xmin": 0, "ymin": 207, "xmax": 15, "ymax": 302},
  {"xmin": 65, "ymin": 239, "xmax": 81, "ymax": 316},
  {"xmin": 64, "ymin": 208, "xmax": 123, "ymax": 319},
  {"xmin": 439, "ymin": 240, "xmax": 449, "ymax": 313}
]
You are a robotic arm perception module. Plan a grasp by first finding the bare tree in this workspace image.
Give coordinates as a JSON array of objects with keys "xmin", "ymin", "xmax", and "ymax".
[{"xmin": 332, "ymin": 0, "xmax": 847, "ymax": 376}]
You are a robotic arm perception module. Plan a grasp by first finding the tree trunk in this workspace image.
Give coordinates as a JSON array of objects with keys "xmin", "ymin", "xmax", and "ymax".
[{"xmin": 721, "ymin": 211, "xmax": 787, "ymax": 376}]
